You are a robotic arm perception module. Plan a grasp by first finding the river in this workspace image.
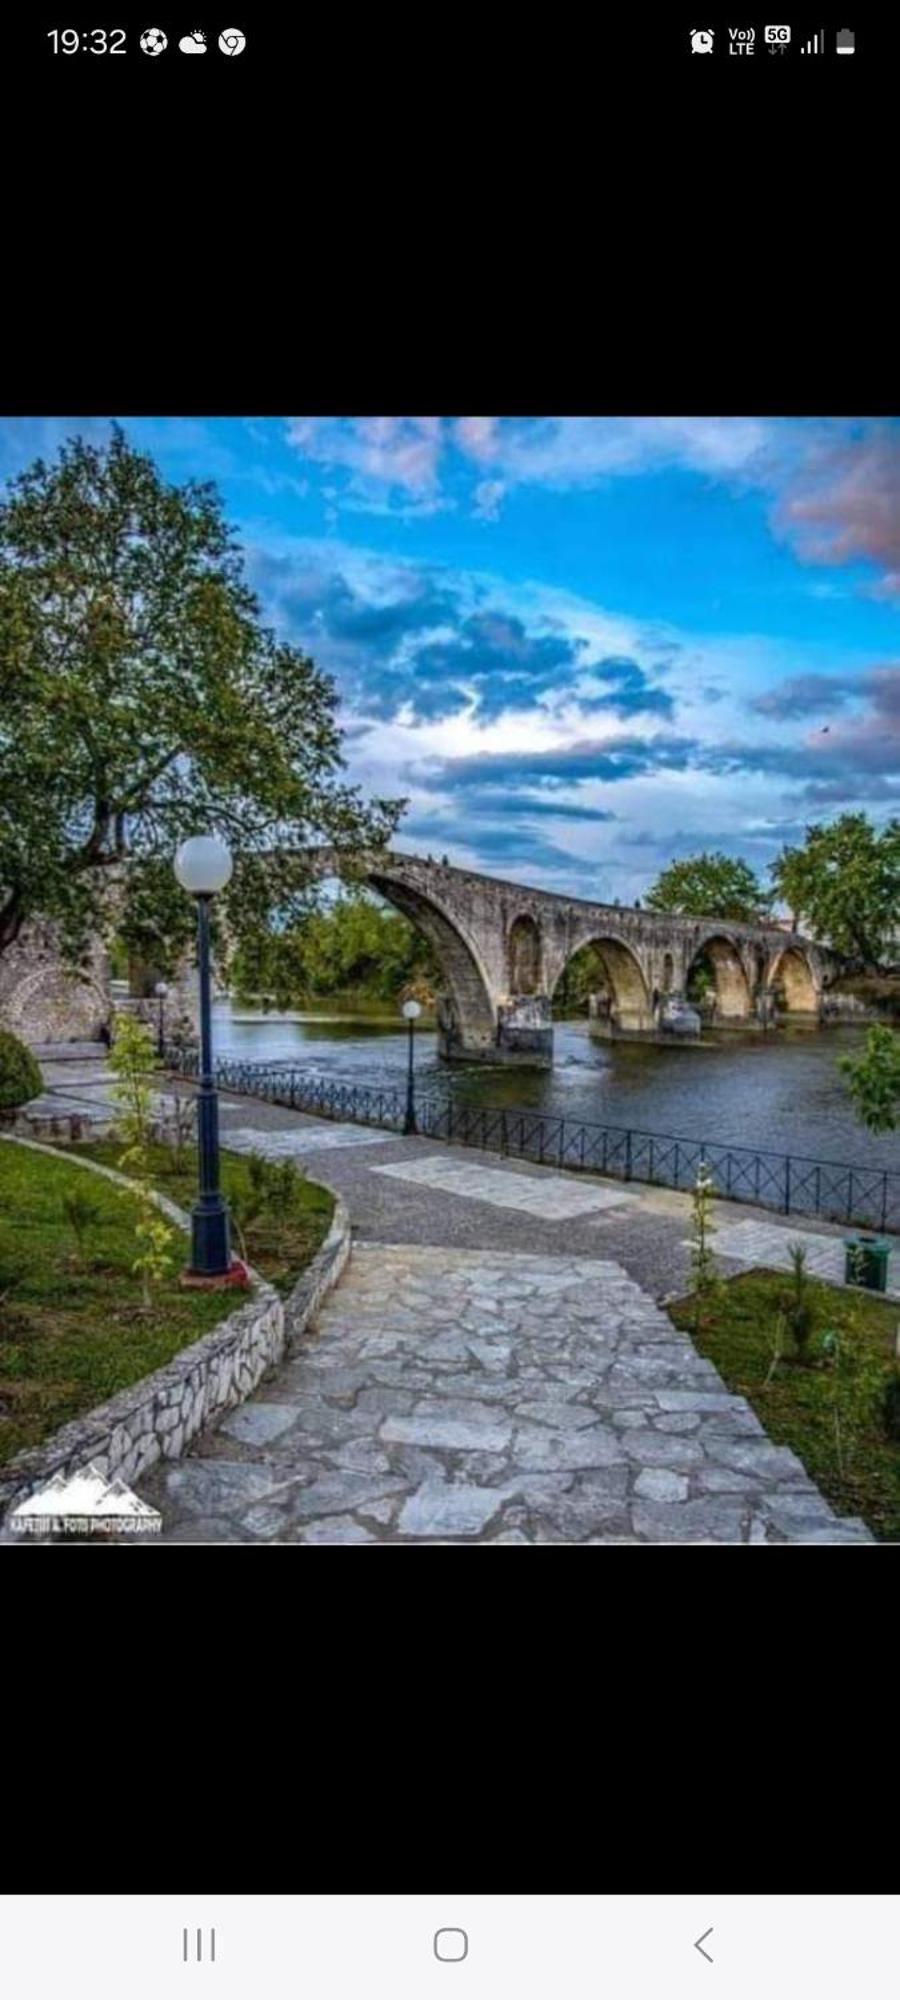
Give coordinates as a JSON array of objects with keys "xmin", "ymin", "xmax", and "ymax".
[{"xmin": 211, "ymin": 1002, "xmax": 900, "ymax": 1172}]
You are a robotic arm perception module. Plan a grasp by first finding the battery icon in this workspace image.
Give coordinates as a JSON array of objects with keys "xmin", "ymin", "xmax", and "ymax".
[{"xmin": 836, "ymin": 27, "xmax": 855, "ymax": 52}]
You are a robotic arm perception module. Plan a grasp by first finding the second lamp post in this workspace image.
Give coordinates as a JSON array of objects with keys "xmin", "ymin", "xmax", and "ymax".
[{"xmin": 401, "ymin": 997, "xmax": 421, "ymax": 1134}]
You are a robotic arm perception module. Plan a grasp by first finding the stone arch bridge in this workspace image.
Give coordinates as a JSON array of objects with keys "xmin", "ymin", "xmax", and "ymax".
[{"xmin": 312, "ymin": 849, "xmax": 844, "ymax": 1065}]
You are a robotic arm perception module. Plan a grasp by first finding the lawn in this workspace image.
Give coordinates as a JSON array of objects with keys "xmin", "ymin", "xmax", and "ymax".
[
  {"xmin": 0, "ymin": 1136, "xmax": 335, "ymax": 1471},
  {"xmin": 0, "ymin": 1141, "xmax": 235, "ymax": 1467},
  {"xmin": 73, "ymin": 1138, "xmax": 335, "ymax": 1296},
  {"xmin": 668, "ymin": 1268, "xmax": 900, "ymax": 1541}
]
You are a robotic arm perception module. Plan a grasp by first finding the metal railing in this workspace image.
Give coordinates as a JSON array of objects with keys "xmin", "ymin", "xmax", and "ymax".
[{"xmin": 163, "ymin": 1044, "xmax": 900, "ymax": 1234}]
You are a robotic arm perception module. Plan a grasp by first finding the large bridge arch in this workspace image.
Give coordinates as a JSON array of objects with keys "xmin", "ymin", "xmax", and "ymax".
[
  {"xmin": 766, "ymin": 943, "xmax": 820, "ymax": 1016},
  {"xmin": 687, "ymin": 933, "xmax": 753, "ymax": 1021},
  {"xmin": 554, "ymin": 933, "xmax": 653, "ymax": 1036},
  {"xmin": 364, "ymin": 869, "xmax": 498, "ymax": 1058}
]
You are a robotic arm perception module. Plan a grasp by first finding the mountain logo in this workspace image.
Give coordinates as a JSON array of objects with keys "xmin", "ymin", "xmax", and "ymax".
[{"xmin": 10, "ymin": 1462, "xmax": 162, "ymax": 1535}]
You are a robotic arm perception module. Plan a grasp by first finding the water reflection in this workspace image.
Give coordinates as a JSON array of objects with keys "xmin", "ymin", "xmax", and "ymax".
[{"xmin": 213, "ymin": 1002, "xmax": 900, "ymax": 1171}]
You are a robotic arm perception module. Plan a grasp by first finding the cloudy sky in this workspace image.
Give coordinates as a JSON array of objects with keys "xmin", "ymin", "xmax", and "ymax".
[{"xmin": 2, "ymin": 414, "xmax": 899, "ymax": 903}]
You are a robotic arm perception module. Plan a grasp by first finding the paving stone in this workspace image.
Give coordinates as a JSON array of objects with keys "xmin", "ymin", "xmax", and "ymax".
[
  {"xmin": 299, "ymin": 1516, "xmax": 378, "ymax": 1544},
  {"xmin": 397, "ymin": 1482, "xmax": 505, "ymax": 1537},
  {"xmin": 219, "ymin": 1403, "xmax": 299, "ymax": 1446},
  {"xmin": 633, "ymin": 1468, "xmax": 689, "ymax": 1502},
  {"xmin": 621, "ymin": 1430, "xmax": 705, "ymax": 1469},
  {"xmin": 381, "ymin": 1401, "xmax": 512, "ymax": 1452}
]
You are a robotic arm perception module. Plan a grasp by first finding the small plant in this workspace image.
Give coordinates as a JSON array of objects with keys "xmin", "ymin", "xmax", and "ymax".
[
  {"xmin": 62, "ymin": 1187, "xmax": 103, "ymax": 1266},
  {"xmin": 819, "ymin": 1317, "xmax": 886, "ymax": 1486},
  {"xmin": 846, "ymin": 1240, "xmax": 868, "ymax": 1289},
  {"xmin": 689, "ymin": 1162, "xmax": 720, "ymax": 1335},
  {"xmin": 0, "ymin": 1029, "xmax": 42, "ymax": 1112},
  {"xmin": 265, "ymin": 1157, "xmax": 306, "ymax": 1246},
  {"xmin": 229, "ymin": 1184, "xmax": 264, "ymax": 1265},
  {"xmin": 782, "ymin": 1241, "xmax": 815, "ymax": 1361},
  {"xmin": 167, "ymin": 1088, "xmax": 196, "ymax": 1172},
  {"xmin": 246, "ymin": 1150, "xmax": 271, "ymax": 1198},
  {"xmin": 108, "ymin": 1011, "xmax": 174, "ymax": 1308}
]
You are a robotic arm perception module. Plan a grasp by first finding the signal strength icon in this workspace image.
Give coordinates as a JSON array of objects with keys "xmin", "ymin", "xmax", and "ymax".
[{"xmin": 800, "ymin": 27, "xmax": 825, "ymax": 52}]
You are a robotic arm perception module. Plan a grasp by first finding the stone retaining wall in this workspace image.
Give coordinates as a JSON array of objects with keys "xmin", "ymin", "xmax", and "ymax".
[{"xmin": 0, "ymin": 1137, "xmax": 351, "ymax": 1524}]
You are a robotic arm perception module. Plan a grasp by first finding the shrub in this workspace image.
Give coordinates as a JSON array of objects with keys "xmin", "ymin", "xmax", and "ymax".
[{"xmin": 0, "ymin": 1029, "xmax": 42, "ymax": 1111}]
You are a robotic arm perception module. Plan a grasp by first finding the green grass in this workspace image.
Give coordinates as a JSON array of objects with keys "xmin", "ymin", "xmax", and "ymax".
[
  {"xmin": 73, "ymin": 1139, "xmax": 334, "ymax": 1297},
  {"xmin": 668, "ymin": 1268, "xmax": 900, "ymax": 1541},
  {"xmin": 0, "ymin": 1136, "xmax": 335, "ymax": 1471},
  {"xmin": 0, "ymin": 1142, "xmax": 235, "ymax": 1467}
]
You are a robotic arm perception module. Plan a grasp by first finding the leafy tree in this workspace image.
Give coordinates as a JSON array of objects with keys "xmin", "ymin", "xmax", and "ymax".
[
  {"xmin": 770, "ymin": 813, "xmax": 900, "ymax": 964},
  {"xmin": 645, "ymin": 852, "xmax": 770, "ymax": 923},
  {"xmin": 0, "ymin": 427, "xmax": 402, "ymax": 973},
  {"xmin": 839, "ymin": 1024, "xmax": 900, "ymax": 1134},
  {"xmin": 231, "ymin": 889, "xmax": 440, "ymax": 1008}
]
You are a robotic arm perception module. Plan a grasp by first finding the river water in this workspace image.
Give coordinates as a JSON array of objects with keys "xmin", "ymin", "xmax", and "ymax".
[{"xmin": 211, "ymin": 1002, "xmax": 900, "ymax": 1173}]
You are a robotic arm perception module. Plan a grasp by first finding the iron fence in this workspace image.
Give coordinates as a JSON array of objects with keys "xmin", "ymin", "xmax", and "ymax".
[{"xmin": 163, "ymin": 1044, "xmax": 900, "ymax": 1234}]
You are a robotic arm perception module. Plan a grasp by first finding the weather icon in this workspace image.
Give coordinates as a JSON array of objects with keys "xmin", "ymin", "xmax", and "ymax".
[{"xmin": 178, "ymin": 28, "xmax": 207, "ymax": 52}]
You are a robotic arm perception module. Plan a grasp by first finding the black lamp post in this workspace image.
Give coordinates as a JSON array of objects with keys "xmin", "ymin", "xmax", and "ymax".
[
  {"xmin": 174, "ymin": 835, "xmax": 234, "ymax": 1282},
  {"xmin": 401, "ymin": 997, "xmax": 421, "ymax": 1135},
  {"xmin": 154, "ymin": 980, "xmax": 169, "ymax": 1059}
]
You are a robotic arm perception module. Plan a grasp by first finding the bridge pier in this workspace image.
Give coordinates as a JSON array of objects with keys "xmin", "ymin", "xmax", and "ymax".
[
  {"xmin": 587, "ymin": 992, "xmax": 656, "ymax": 1040},
  {"xmin": 437, "ymin": 993, "xmax": 553, "ymax": 1065}
]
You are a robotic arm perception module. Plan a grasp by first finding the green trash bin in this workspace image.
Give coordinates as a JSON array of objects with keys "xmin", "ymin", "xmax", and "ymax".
[{"xmin": 843, "ymin": 1232, "xmax": 892, "ymax": 1292}]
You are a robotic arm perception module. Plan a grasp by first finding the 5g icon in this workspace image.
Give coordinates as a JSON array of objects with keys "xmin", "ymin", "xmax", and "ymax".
[{"xmin": 765, "ymin": 24, "xmax": 791, "ymax": 42}]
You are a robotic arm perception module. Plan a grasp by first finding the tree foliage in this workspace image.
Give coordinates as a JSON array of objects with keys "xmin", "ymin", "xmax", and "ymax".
[
  {"xmin": 231, "ymin": 890, "xmax": 441, "ymax": 1009},
  {"xmin": 839, "ymin": 1024, "xmax": 900, "ymax": 1134},
  {"xmin": 770, "ymin": 813, "xmax": 900, "ymax": 965},
  {"xmin": 0, "ymin": 427, "xmax": 403, "ymax": 972},
  {"xmin": 645, "ymin": 851, "xmax": 770, "ymax": 923}
]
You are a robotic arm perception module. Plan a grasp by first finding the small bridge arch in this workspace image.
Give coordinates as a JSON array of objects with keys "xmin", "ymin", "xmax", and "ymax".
[
  {"xmin": 687, "ymin": 932, "xmax": 754, "ymax": 1021},
  {"xmin": 767, "ymin": 942, "xmax": 820, "ymax": 1015},
  {"xmin": 554, "ymin": 932, "xmax": 653, "ymax": 1035}
]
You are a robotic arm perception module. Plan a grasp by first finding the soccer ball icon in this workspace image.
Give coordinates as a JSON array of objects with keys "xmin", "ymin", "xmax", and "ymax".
[{"xmin": 140, "ymin": 26, "xmax": 168, "ymax": 54}]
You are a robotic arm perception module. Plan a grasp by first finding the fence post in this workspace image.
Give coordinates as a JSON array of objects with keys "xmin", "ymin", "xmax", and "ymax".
[
  {"xmin": 882, "ymin": 1173, "xmax": 889, "ymax": 1234},
  {"xmin": 784, "ymin": 1155, "xmax": 791, "ymax": 1215},
  {"xmin": 624, "ymin": 1129, "xmax": 632, "ymax": 1182}
]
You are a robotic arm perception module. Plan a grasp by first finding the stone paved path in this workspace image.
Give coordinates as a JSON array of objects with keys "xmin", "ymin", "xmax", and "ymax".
[
  {"xmin": 124, "ymin": 1082, "xmax": 889, "ymax": 1544},
  {"xmin": 139, "ymin": 1240, "xmax": 871, "ymax": 1543}
]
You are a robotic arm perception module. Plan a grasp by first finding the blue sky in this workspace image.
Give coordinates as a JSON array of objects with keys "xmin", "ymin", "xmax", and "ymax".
[{"xmin": 2, "ymin": 414, "xmax": 899, "ymax": 902}]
